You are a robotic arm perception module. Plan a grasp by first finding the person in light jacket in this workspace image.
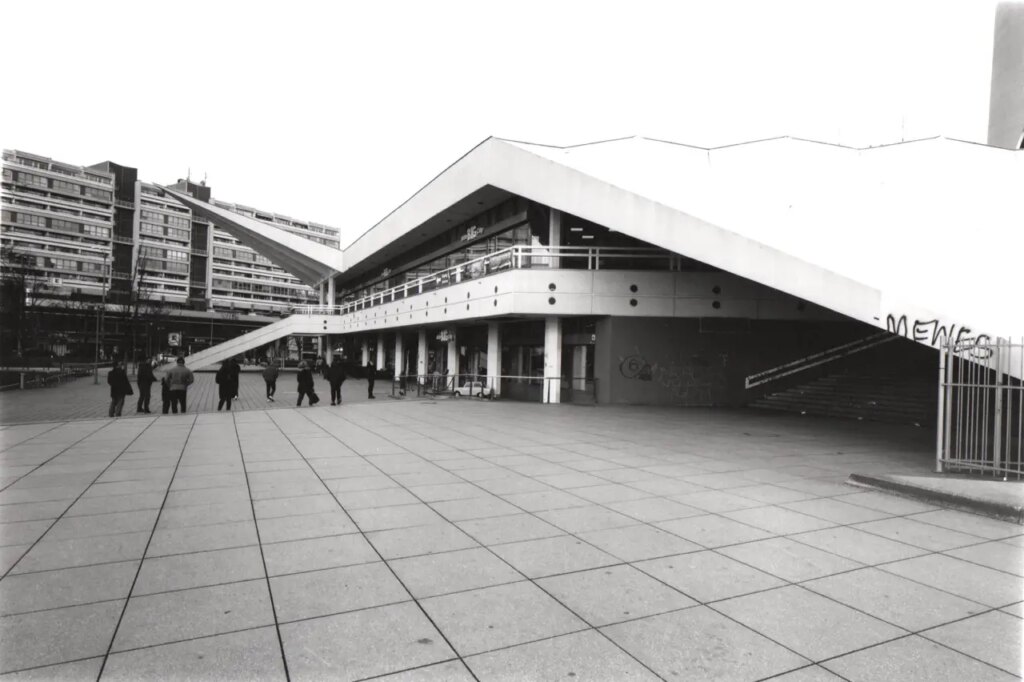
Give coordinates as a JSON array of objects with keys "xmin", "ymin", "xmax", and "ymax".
[{"xmin": 164, "ymin": 357, "xmax": 194, "ymax": 414}]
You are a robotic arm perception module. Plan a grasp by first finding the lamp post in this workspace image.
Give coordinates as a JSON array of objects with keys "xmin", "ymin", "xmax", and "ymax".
[{"xmin": 93, "ymin": 253, "xmax": 110, "ymax": 384}]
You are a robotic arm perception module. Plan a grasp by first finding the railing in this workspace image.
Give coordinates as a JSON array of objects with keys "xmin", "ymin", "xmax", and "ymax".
[
  {"xmin": 294, "ymin": 245, "xmax": 676, "ymax": 317},
  {"xmin": 936, "ymin": 337, "xmax": 1023, "ymax": 478},
  {"xmin": 745, "ymin": 332, "xmax": 897, "ymax": 389},
  {"xmin": 115, "ymin": 199, "xmax": 135, "ymax": 210},
  {"xmin": 387, "ymin": 373, "xmax": 597, "ymax": 404}
]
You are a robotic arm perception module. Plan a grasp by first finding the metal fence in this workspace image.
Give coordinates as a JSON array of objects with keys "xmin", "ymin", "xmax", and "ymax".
[
  {"xmin": 388, "ymin": 373, "xmax": 597, "ymax": 404},
  {"xmin": 936, "ymin": 337, "xmax": 1023, "ymax": 478}
]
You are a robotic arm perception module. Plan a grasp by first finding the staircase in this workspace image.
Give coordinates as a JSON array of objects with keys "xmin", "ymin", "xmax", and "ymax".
[
  {"xmin": 181, "ymin": 316, "xmax": 307, "ymax": 370},
  {"xmin": 749, "ymin": 373, "xmax": 937, "ymax": 425}
]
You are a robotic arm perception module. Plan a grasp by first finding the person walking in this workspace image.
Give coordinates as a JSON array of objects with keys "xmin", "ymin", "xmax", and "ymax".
[
  {"xmin": 296, "ymin": 361, "xmax": 319, "ymax": 406},
  {"xmin": 107, "ymin": 360, "xmax": 133, "ymax": 417},
  {"xmin": 327, "ymin": 357, "xmax": 346, "ymax": 405},
  {"xmin": 215, "ymin": 360, "xmax": 237, "ymax": 411},
  {"xmin": 230, "ymin": 357, "xmax": 241, "ymax": 399},
  {"xmin": 366, "ymin": 360, "xmax": 376, "ymax": 399},
  {"xmin": 136, "ymin": 356, "xmax": 156, "ymax": 414},
  {"xmin": 165, "ymin": 356, "xmax": 194, "ymax": 414},
  {"xmin": 263, "ymin": 360, "xmax": 279, "ymax": 402}
]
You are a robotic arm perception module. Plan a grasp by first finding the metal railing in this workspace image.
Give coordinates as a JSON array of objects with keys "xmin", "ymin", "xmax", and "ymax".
[
  {"xmin": 386, "ymin": 373, "xmax": 597, "ymax": 404},
  {"xmin": 936, "ymin": 337, "xmax": 1023, "ymax": 478},
  {"xmin": 745, "ymin": 332, "xmax": 897, "ymax": 389},
  {"xmin": 294, "ymin": 245, "xmax": 676, "ymax": 316}
]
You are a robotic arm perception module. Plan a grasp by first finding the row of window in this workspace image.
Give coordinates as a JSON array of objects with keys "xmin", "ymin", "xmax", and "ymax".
[{"xmin": 13, "ymin": 172, "xmax": 114, "ymax": 201}]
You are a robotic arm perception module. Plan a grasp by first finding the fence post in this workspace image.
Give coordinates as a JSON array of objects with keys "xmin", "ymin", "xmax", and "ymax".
[
  {"xmin": 19, "ymin": 372, "xmax": 25, "ymax": 390},
  {"xmin": 935, "ymin": 339, "xmax": 948, "ymax": 473},
  {"xmin": 992, "ymin": 338, "xmax": 1004, "ymax": 473}
]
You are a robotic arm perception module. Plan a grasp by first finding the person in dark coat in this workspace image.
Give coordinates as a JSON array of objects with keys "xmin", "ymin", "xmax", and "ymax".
[
  {"xmin": 215, "ymin": 360, "xmax": 238, "ymax": 411},
  {"xmin": 262, "ymin": 361, "xmax": 279, "ymax": 401},
  {"xmin": 366, "ymin": 360, "xmax": 376, "ymax": 399},
  {"xmin": 327, "ymin": 357, "xmax": 346, "ymax": 405},
  {"xmin": 230, "ymin": 357, "xmax": 241, "ymax": 398},
  {"xmin": 296, "ymin": 361, "xmax": 318, "ymax": 406},
  {"xmin": 107, "ymin": 361, "xmax": 133, "ymax": 418},
  {"xmin": 160, "ymin": 376, "xmax": 171, "ymax": 414},
  {"xmin": 136, "ymin": 356, "xmax": 156, "ymax": 414}
]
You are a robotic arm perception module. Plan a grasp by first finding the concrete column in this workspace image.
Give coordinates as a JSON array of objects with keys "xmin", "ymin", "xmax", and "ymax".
[
  {"xmin": 572, "ymin": 344, "xmax": 587, "ymax": 391},
  {"xmin": 549, "ymin": 208, "xmax": 561, "ymax": 268},
  {"xmin": 394, "ymin": 333, "xmax": 404, "ymax": 380},
  {"xmin": 447, "ymin": 329, "xmax": 459, "ymax": 379},
  {"xmin": 543, "ymin": 316, "xmax": 562, "ymax": 404},
  {"xmin": 325, "ymin": 335, "xmax": 333, "ymax": 364},
  {"xmin": 361, "ymin": 339, "xmax": 369, "ymax": 366},
  {"xmin": 318, "ymin": 282, "xmax": 326, "ymax": 306},
  {"xmin": 376, "ymin": 332, "xmax": 386, "ymax": 369},
  {"xmin": 487, "ymin": 322, "xmax": 501, "ymax": 396},
  {"xmin": 417, "ymin": 329, "xmax": 427, "ymax": 381},
  {"xmin": 327, "ymin": 277, "xmax": 336, "ymax": 308}
]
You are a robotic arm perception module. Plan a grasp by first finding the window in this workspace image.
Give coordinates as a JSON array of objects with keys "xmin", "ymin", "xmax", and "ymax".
[
  {"xmin": 81, "ymin": 224, "xmax": 109, "ymax": 238},
  {"xmin": 16, "ymin": 213, "xmax": 47, "ymax": 228},
  {"xmin": 17, "ymin": 172, "xmax": 48, "ymax": 189},
  {"xmin": 51, "ymin": 218, "xmax": 81, "ymax": 233},
  {"xmin": 166, "ymin": 215, "xmax": 189, "ymax": 229},
  {"xmin": 83, "ymin": 186, "xmax": 111, "ymax": 201},
  {"xmin": 51, "ymin": 179, "xmax": 80, "ymax": 195}
]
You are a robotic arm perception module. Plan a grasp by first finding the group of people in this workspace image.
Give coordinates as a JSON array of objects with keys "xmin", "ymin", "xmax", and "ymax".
[
  {"xmin": 106, "ymin": 355, "xmax": 380, "ymax": 416},
  {"xmin": 106, "ymin": 356, "xmax": 194, "ymax": 417}
]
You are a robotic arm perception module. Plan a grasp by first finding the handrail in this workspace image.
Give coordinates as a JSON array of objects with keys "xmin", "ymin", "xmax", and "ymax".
[
  {"xmin": 745, "ymin": 332, "xmax": 897, "ymax": 389},
  {"xmin": 294, "ymin": 245, "xmax": 674, "ymax": 317}
]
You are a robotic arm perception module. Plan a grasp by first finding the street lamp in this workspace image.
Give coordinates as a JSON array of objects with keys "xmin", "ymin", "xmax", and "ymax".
[{"xmin": 93, "ymin": 252, "xmax": 110, "ymax": 384}]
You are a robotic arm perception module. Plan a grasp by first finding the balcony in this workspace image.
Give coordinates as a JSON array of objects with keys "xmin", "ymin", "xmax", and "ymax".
[{"xmin": 295, "ymin": 245, "xmax": 680, "ymax": 316}]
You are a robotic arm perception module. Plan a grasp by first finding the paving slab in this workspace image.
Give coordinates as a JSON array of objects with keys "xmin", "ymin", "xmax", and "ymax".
[{"xmin": 2, "ymin": 401, "xmax": 1021, "ymax": 679}]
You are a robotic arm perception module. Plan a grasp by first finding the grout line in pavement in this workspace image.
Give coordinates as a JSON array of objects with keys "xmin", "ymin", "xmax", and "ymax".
[
  {"xmin": 95, "ymin": 416, "xmax": 197, "ymax": 682},
  {"xmin": 231, "ymin": 411, "xmax": 292, "ymax": 682},
  {"xmin": 0, "ymin": 420, "xmax": 117, "ymax": 493},
  {"xmin": 267, "ymin": 409, "xmax": 485, "ymax": 682}
]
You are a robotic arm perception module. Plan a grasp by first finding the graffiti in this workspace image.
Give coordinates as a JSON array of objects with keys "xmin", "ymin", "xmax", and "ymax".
[
  {"xmin": 618, "ymin": 347, "xmax": 722, "ymax": 404},
  {"xmin": 885, "ymin": 314, "xmax": 992, "ymax": 359}
]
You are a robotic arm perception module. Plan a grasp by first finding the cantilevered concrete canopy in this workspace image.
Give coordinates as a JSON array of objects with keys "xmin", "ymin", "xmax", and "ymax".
[
  {"xmin": 160, "ymin": 186, "xmax": 344, "ymax": 286},
  {"xmin": 171, "ymin": 135, "xmax": 1023, "ymax": 355},
  {"xmin": 343, "ymin": 135, "xmax": 1024, "ymax": 351}
]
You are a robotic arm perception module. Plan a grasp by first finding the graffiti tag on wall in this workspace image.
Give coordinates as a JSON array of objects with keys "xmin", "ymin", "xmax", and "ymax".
[
  {"xmin": 618, "ymin": 347, "xmax": 725, "ymax": 404},
  {"xmin": 885, "ymin": 314, "xmax": 992, "ymax": 359}
]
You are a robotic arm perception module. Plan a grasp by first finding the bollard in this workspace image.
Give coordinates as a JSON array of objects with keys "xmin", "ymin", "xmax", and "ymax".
[{"xmin": 20, "ymin": 373, "xmax": 25, "ymax": 390}]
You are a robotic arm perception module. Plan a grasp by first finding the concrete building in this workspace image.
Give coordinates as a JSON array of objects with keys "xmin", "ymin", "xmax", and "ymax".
[
  {"xmin": 168, "ymin": 133, "xmax": 1023, "ymax": 390},
  {"xmin": 988, "ymin": 1, "xmax": 1024, "ymax": 149},
  {"xmin": 1, "ymin": 150, "xmax": 116, "ymax": 298},
  {"xmin": 2, "ymin": 151, "xmax": 341, "ymax": 361}
]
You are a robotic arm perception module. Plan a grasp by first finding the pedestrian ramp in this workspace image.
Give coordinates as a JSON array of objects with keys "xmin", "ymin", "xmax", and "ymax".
[{"xmin": 182, "ymin": 315, "xmax": 323, "ymax": 369}]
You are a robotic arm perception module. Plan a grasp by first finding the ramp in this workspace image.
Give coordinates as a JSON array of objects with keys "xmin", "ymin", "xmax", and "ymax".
[{"xmin": 182, "ymin": 316, "xmax": 314, "ymax": 370}]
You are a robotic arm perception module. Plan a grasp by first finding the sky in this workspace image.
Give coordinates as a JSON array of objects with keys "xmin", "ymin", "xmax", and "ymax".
[{"xmin": 0, "ymin": 0, "xmax": 1001, "ymax": 247}]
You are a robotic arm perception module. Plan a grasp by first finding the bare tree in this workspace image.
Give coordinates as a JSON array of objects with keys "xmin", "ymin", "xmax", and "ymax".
[{"xmin": 0, "ymin": 245, "xmax": 45, "ymax": 361}]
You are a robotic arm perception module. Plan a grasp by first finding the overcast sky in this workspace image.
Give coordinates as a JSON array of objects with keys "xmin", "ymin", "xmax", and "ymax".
[{"xmin": 1, "ymin": 0, "xmax": 1000, "ymax": 246}]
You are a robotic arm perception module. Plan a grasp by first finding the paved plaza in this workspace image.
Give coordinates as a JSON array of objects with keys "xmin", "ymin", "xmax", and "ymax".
[{"xmin": 0, "ymin": 399, "xmax": 1021, "ymax": 680}]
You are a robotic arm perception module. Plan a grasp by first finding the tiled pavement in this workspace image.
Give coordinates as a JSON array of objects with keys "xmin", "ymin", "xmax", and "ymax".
[{"xmin": 0, "ymin": 402, "xmax": 1021, "ymax": 681}]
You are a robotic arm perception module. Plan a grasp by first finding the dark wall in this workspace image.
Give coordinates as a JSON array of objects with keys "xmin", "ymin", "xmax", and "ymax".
[{"xmin": 593, "ymin": 316, "xmax": 902, "ymax": 406}]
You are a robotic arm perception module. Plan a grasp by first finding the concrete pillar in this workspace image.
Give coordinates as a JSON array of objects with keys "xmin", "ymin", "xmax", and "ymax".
[
  {"xmin": 327, "ymin": 277, "xmax": 336, "ymax": 308},
  {"xmin": 549, "ymin": 208, "xmax": 561, "ymax": 268},
  {"xmin": 572, "ymin": 344, "xmax": 587, "ymax": 391},
  {"xmin": 361, "ymin": 339, "xmax": 369, "ymax": 366},
  {"xmin": 394, "ymin": 333, "xmax": 404, "ymax": 380},
  {"xmin": 318, "ymin": 282, "xmax": 326, "ymax": 306},
  {"xmin": 376, "ymin": 332, "xmax": 386, "ymax": 369},
  {"xmin": 543, "ymin": 316, "xmax": 562, "ymax": 404},
  {"xmin": 417, "ymin": 329, "xmax": 427, "ymax": 381},
  {"xmin": 487, "ymin": 322, "xmax": 501, "ymax": 396},
  {"xmin": 325, "ymin": 335, "xmax": 333, "ymax": 364},
  {"xmin": 447, "ymin": 329, "xmax": 458, "ymax": 379}
]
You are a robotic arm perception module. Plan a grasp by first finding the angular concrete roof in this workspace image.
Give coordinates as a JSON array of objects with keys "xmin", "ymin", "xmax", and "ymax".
[
  {"xmin": 169, "ymin": 135, "xmax": 1024, "ymax": 347},
  {"xmin": 161, "ymin": 186, "xmax": 344, "ymax": 286}
]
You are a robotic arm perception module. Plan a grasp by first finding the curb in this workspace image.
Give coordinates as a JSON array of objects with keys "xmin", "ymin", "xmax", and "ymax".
[{"xmin": 847, "ymin": 474, "xmax": 1024, "ymax": 525}]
